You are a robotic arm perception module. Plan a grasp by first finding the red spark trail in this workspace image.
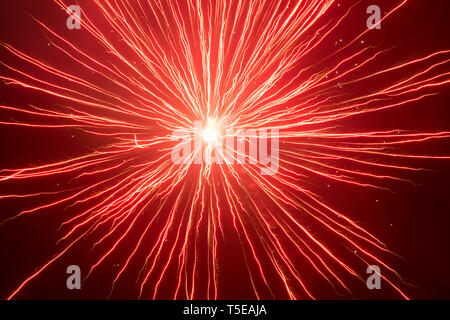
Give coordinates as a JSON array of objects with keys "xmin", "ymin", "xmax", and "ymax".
[{"xmin": 0, "ymin": 0, "xmax": 449, "ymax": 299}]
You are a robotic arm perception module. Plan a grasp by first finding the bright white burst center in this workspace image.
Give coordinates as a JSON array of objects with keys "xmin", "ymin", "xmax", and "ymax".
[{"xmin": 203, "ymin": 127, "xmax": 219, "ymax": 144}]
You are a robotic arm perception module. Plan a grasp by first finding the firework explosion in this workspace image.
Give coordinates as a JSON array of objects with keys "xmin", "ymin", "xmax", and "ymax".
[{"xmin": 0, "ymin": 0, "xmax": 449, "ymax": 299}]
